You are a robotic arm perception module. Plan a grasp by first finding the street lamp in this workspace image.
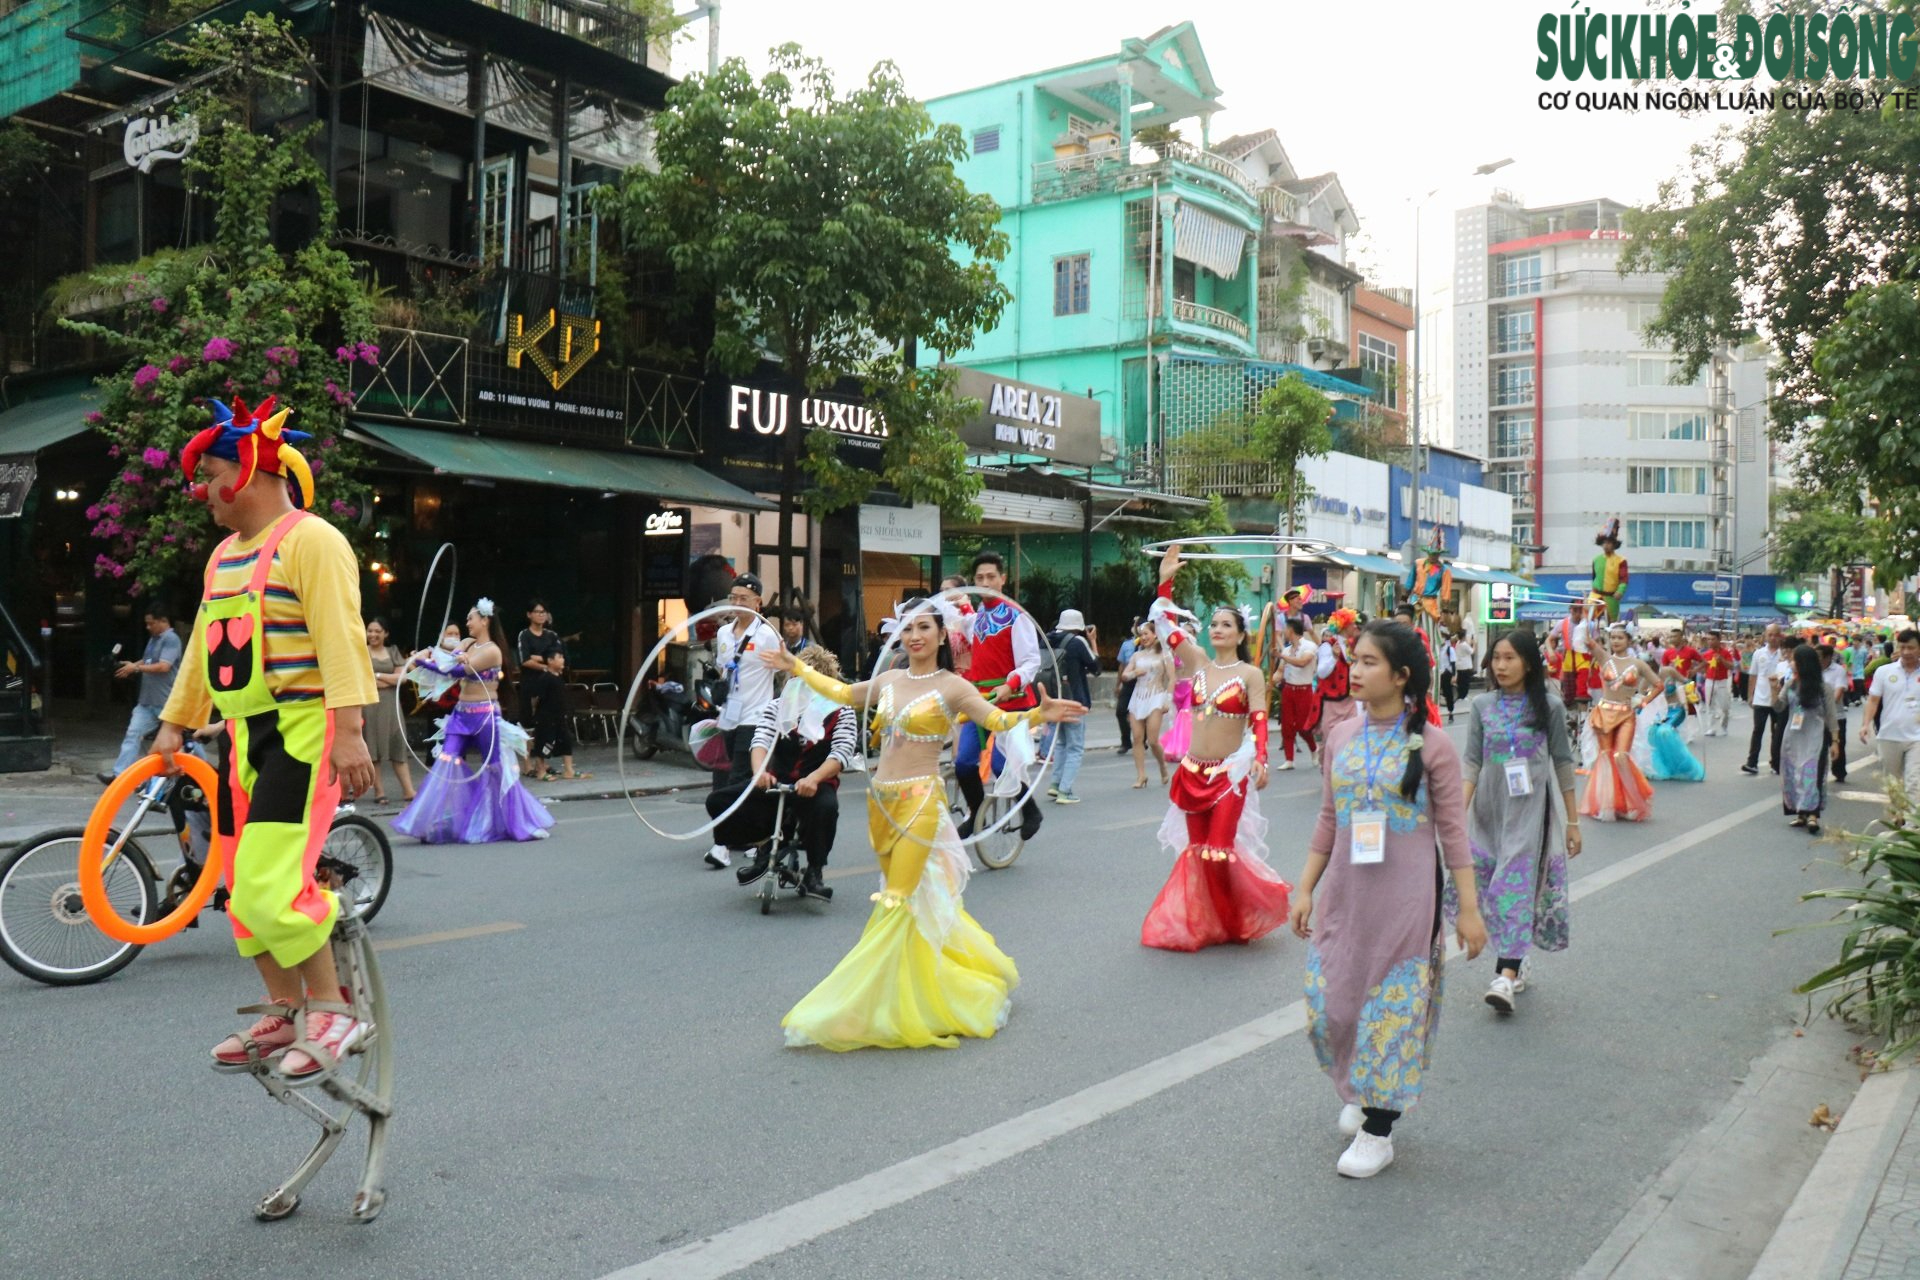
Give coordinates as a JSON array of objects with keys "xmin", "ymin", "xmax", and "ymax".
[{"xmin": 1408, "ymin": 157, "xmax": 1513, "ymax": 572}]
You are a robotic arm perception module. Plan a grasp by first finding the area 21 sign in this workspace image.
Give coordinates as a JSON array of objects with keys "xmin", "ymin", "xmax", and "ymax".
[{"xmin": 949, "ymin": 367, "xmax": 1102, "ymax": 467}]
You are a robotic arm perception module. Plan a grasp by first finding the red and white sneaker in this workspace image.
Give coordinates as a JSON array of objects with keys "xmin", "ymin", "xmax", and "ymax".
[
  {"xmin": 211, "ymin": 1003, "xmax": 300, "ymax": 1071},
  {"xmin": 278, "ymin": 1004, "xmax": 369, "ymax": 1083}
]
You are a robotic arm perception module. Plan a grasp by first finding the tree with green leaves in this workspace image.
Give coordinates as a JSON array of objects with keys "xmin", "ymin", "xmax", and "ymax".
[
  {"xmin": 604, "ymin": 46, "xmax": 1009, "ymax": 595},
  {"xmin": 1249, "ymin": 373, "xmax": 1335, "ymax": 603},
  {"xmin": 1770, "ymin": 484, "xmax": 1885, "ymax": 605},
  {"xmin": 58, "ymin": 13, "xmax": 377, "ymax": 599},
  {"xmin": 1621, "ymin": 1, "xmax": 1920, "ymax": 573}
]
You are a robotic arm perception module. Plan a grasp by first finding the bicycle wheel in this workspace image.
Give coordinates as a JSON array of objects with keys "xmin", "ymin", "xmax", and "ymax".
[
  {"xmin": 0, "ymin": 827, "xmax": 159, "ymax": 985},
  {"xmin": 972, "ymin": 793, "xmax": 1025, "ymax": 870},
  {"xmin": 320, "ymin": 815, "xmax": 393, "ymax": 925}
]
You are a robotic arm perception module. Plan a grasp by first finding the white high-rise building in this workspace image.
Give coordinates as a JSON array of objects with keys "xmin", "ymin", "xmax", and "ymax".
[{"xmin": 1446, "ymin": 192, "xmax": 1770, "ymax": 590}]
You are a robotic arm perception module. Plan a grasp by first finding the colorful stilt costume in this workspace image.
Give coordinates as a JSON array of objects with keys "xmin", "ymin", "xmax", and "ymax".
[
  {"xmin": 1402, "ymin": 534, "xmax": 1453, "ymax": 621},
  {"xmin": 1141, "ymin": 664, "xmax": 1291, "ymax": 951},
  {"xmin": 780, "ymin": 662, "xmax": 1033, "ymax": 1050},
  {"xmin": 1590, "ymin": 518, "xmax": 1629, "ymax": 622},
  {"xmin": 162, "ymin": 399, "xmax": 376, "ymax": 967},
  {"xmin": 392, "ymin": 634, "xmax": 552, "ymax": 844}
]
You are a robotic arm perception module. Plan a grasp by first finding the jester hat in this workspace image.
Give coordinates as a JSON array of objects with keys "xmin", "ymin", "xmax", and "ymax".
[
  {"xmin": 180, "ymin": 396, "xmax": 315, "ymax": 508},
  {"xmin": 1595, "ymin": 516, "xmax": 1623, "ymax": 548},
  {"xmin": 1328, "ymin": 607, "xmax": 1359, "ymax": 633}
]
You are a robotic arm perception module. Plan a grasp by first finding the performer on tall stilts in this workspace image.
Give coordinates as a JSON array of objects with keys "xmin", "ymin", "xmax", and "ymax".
[
  {"xmin": 758, "ymin": 599, "xmax": 1085, "ymax": 1050},
  {"xmin": 150, "ymin": 395, "xmax": 380, "ymax": 1080},
  {"xmin": 1138, "ymin": 545, "xmax": 1293, "ymax": 952},
  {"xmin": 392, "ymin": 600, "xmax": 554, "ymax": 844},
  {"xmin": 1590, "ymin": 518, "xmax": 1630, "ymax": 623},
  {"xmin": 1581, "ymin": 625, "xmax": 1659, "ymax": 822}
]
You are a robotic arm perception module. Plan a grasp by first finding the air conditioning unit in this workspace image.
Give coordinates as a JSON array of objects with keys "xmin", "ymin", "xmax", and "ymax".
[{"xmin": 1306, "ymin": 337, "xmax": 1329, "ymax": 358}]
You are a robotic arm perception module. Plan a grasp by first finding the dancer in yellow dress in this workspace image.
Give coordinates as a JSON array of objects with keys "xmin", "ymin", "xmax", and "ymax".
[{"xmin": 759, "ymin": 598, "xmax": 1087, "ymax": 1050}]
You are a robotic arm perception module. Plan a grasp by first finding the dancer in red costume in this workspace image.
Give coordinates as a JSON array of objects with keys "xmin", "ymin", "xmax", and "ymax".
[
  {"xmin": 1317, "ymin": 609, "xmax": 1361, "ymax": 736},
  {"xmin": 1139, "ymin": 545, "xmax": 1292, "ymax": 951}
]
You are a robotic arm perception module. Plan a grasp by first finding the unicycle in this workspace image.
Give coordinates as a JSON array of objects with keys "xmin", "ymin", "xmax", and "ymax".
[{"xmin": 973, "ymin": 791, "xmax": 1026, "ymax": 870}]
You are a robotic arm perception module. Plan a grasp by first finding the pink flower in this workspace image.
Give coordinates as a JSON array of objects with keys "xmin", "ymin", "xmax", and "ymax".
[
  {"xmin": 261, "ymin": 369, "xmax": 282, "ymax": 387},
  {"xmin": 167, "ymin": 356, "xmax": 188, "ymax": 374},
  {"xmin": 162, "ymin": 534, "xmax": 177, "ymax": 543},
  {"xmin": 85, "ymin": 411, "xmax": 104, "ymax": 425},
  {"xmin": 358, "ymin": 341, "xmax": 380, "ymax": 365},
  {"xmin": 107, "ymin": 445, "xmax": 121, "ymax": 458},
  {"xmin": 201, "ymin": 337, "xmax": 237, "ymax": 363},
  {"xmin": 120, "ymin": 470, "xmax": 143, "ymax": 486},
  {"xmin": 85, "ymin": 504, "xmax": 101, "ymax": 521},
  {"xmin": 329, "ymin": 498, "xmax": 358, "ymax": 518},
  {"xmin": 265, "ymin": 345, "xmax": 300, "ymax": 367},
  {"xmin": 132, "ymin": 364, "xmax": 161, "ymax": 390},
  {"xmin": 101, "ymin": 501, "xmax": 121, "ymax": 518},
  {"xmin": 150, "ymin": 297, "xmax": 168, "ymax": 313},
  {"xmin": 142, "ymin": 446, "xmax": 169, "ymax": 469}
]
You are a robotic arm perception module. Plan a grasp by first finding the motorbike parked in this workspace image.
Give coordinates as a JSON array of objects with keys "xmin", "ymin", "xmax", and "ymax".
[{"xmin": 627, "ymin": 657, "xmax": 727, "ymax": 759}]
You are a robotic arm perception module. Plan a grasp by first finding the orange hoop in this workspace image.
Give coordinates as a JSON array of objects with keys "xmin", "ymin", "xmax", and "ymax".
[{"xmin": 80, "ymin": 752, "xmax": 225, "ymax": 945}]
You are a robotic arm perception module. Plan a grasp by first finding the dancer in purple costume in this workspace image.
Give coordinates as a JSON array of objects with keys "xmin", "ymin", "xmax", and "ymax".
[{"xmin": 393, "ymin": 597, "xmax": 554, "ymax": 844}]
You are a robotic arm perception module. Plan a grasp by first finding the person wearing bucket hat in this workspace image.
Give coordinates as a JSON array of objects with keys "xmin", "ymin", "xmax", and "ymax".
[{"xmin": 1044, "ymin": 609, "xmax": 1102, "ymax": 804}]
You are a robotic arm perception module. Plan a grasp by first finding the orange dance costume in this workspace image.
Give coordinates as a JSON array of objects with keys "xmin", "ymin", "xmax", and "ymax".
[{"xmin": 1581, "ymin": 659, "xmax": 1654, "ymax": 822}]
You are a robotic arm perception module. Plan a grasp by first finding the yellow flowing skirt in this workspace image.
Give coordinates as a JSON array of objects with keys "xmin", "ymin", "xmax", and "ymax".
[{"xmin": 782, "ymin": 775, "xmax": 1019, "ymax": 1050}]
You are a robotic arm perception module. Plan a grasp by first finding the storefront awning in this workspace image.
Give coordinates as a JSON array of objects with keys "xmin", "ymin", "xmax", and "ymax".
[
  {"xmin": 348, "ymin": 421, "xmax": 775, "ymax": 511},
  {"xmin": 0, "ymin": 391, "xmax": 96, "ymax": 456},
  {"xmin": 970, "ymin": 489, "xmax": 1086, "ymax": 531},
  {"xmin": 1324, "ymin": 550, "xmax": 1407, "ymax": 578},
  {"xmin": 1450, "ymin": 566, "xmax": 1536, "ymax": 588}
]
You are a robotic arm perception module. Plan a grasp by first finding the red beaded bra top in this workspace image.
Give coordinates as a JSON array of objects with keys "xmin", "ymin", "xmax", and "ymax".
[{"xmin": 1195, "ymin": 668, "xmax": 1251, "ymax": 717}]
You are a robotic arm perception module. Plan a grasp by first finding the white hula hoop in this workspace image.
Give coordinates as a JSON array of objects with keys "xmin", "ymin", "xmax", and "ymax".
[
  {"xmin": 1139, "ymin": 534, "xmax": 1343, "ymax": 562},
  {"xmin": 862, "ymin": 587, "xmax": 1061, "ymax": 852},
  {"xmin": 395, "ymin": 545, "xmax": 503, "ymax": 788},
  {"xmin": 614, "ymin": 602, "xmax": 778, "ymax": 842}
]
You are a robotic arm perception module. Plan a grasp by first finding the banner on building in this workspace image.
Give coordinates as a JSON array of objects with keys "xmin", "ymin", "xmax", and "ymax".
[
  {"xmin": 858, "ymin": 502, "xmax": 941, "ymax": 556},
  {"xmin": 948, "ymin": 368, "xmax": 1102, "ymax": 467}
]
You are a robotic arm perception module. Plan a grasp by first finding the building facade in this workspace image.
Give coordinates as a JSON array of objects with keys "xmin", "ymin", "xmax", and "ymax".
[{"xmin": 1444, "ymin": 192, "xmax": 1771, "ymax": 615}]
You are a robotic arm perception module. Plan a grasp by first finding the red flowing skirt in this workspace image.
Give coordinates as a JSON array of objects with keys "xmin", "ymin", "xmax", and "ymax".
[{"xmin": 1141, "ymin": 762, "xmax": 1292, "ymax": 952}]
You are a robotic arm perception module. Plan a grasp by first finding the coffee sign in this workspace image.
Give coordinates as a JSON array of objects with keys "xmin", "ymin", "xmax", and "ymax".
[
  {"xmin": 123, "ymin": 113, "xmax": 198, "ymax": 173},
  {"xmin": 948, "ymin": 367, "xmax": 1102, "ymax": 467}
]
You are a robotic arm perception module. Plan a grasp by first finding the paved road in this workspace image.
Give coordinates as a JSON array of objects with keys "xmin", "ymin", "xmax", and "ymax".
[{"xmin": 0, "ymin": 720, "xmax": 1878, "ymax": 1279}]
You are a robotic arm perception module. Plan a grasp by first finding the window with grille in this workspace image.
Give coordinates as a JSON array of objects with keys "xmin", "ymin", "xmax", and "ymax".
[
  {"xmin": 1493, "ymin": 253, "xmax": 1541, "ymax": 297},
  {"xmin": 973, "ymin": 126, "xmax": 1001, "ymax": 154},
  {"xmin": 1491, "ymin": 412, "xmax": 1532, "ymax": 458},
  {"xmin": 1358, "ymin": 332, "xmax": 1397, "ymax": 408},
  {"xmin": 1066, "ymin": 113, "xmax": 1104, "ymax": 140},
  {"xmin": 1631, "ymin": 355, "xmax": 1707, "ymax": 387},
  {"xmin": 1054, "ymin": 253, "xmax": 1090, "ymax": 315},
  {"xmin": 1627, "ymin": 465, "xmax": 1708, "ymax": 495},
  {"xmin": 1492, "ymin": 308, "xmax": 1535, "ymax": 353},
  {"xmin": 1493, "ymin": 365, "xmax": 1535, "ymax": 406},
  {"xmin": 1628, "ymin": 408, "xmax": 1708, "ymax": 441}
]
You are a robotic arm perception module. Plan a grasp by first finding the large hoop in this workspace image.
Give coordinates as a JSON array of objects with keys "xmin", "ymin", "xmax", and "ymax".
[
  {"xmin": 81, "ymin": 753, "xmax": 225, "ymax": 944},
  {"xmin": 862, "ymin": 587, "xmax": 1060, "ymax": 852},
  {"xmin": 614, "ymin": 602, "xmax": 778, "ymax": 841},
  {"xmin": 411, "ymin": 542, "xmax": 459, "ymax": 656},
  {"xmin": 1139, "ymin": 534, "xmax": 1343, "ymax": 562}
]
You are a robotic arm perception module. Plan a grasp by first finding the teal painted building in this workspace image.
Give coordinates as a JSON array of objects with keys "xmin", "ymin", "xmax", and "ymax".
[{"xmin": 926, "ymin": 23, "xmax": 1266, "ymax": 472}]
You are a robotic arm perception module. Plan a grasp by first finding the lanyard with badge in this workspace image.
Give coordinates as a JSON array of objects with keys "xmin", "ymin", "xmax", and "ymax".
[
  {"xmin": 1350, "ymin": 714, "xmax": 1405, "ymax": 865},
  {"xmin": 1487, "ymin": 697, "xmax": 1534, "ymax": 798}
]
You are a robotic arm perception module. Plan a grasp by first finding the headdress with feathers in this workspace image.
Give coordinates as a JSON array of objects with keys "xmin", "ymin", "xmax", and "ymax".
[{"xmin": 180, "ymin": 396, "xmax": 315, "ymax": 508}]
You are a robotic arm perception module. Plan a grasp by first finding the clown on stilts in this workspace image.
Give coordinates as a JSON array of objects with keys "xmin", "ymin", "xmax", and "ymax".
[{"xmin": 152, "ymin": 395, "xmax": 380, "ymax": 1081}]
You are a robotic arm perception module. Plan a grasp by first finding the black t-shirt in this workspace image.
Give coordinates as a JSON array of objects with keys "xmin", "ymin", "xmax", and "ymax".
[{"xmin": 518, "ymin": 628, "xmax": 564, "ymax": 680}]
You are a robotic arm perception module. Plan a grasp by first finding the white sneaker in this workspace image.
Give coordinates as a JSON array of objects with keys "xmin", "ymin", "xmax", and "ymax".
[
  {"xmin": 1278, "ymin": 759, "xmax": 1296, "ymax": 771},
  {"xmin": 1511, "ymin": 963, "xmax": 1529, "ymax": 995},
  {"xmin": 1486, "ymin": 974, "xmax": 1516, "ymax": 1013},
  {"xmin": 704, "ymin": 845, "xmax": 731, "ymax": 869},
  {"xmin": 1338, "ymin": 1103, "xmax": 1364, "ymax": 1137},
  {"xmin": 1337, "ymin": 1131, "xmax": 1394, "ymax": 1178}
]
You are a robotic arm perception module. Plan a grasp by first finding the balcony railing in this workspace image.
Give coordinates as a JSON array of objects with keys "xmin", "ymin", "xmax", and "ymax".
[
  {"xmin": 1261, "ymin": 186, "xmax": 1342, "ymax": 245},
  {"xmin": 1163, "ymin": 458, "xmax": 1282, "ymax": 498},
  {"xmin": 1032, "ymin": 140, "xmax": 1258, "ymax": 208},
  {"xmin": 1172, "ymin": 299, "xmax": 1251, "ymax": 341},
  {"xmin": 466, "ymin": 0, "xmax": 651, "ymax": 62}
]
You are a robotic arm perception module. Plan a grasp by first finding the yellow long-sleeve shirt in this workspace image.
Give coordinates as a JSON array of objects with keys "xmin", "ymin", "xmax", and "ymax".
[{"xmin": 161, "ymin": 513, "xmax": 378, "ymax": 728}]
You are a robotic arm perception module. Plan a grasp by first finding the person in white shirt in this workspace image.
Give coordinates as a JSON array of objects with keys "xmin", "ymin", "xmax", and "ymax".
[
  {"xmin": 1742, "ymin": 624, "xmax": 1787, "ymax": 776},
  {"xmin": 1862, "ymin": 629, "xmax": 1920, "ymax": 825},
  {"xmin": 1276, "ymin": 615, "xmax": 1319, "ymax": 768},
  {"xmin": 1449, "ymin": 632, "xmax": 1477, "ymax": 716},
  {"xmin": 1436, "ymin": 629, "xmax": 1459, "ymax": 720},
  {"xmin": 705, "ymin": 573, "xmax": 785, "ymax": 869}
]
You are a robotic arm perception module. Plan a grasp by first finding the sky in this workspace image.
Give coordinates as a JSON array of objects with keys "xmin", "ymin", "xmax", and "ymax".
[{"xmin": 666, "ymin": 0, "xmax": 1736, "ymax": 297}]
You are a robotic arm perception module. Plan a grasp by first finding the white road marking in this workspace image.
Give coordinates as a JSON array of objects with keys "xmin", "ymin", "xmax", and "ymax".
[
  {"xmin": 373, "ymin": 921, "xmax": 524, "ymax": 952},
  {"xmin": 599, "ymin": 784, "xmax": 1787, "ymax": 1280}
]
